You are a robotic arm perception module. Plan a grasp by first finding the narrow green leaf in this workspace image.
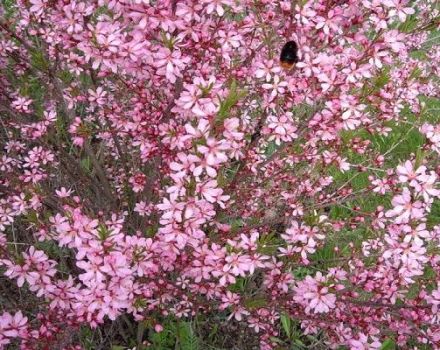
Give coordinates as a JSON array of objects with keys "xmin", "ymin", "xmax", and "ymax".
[
  {"xmin": 280, "ymin": 313, "xmax": 291, "ymax": 338},
  {"xmin": 178, "ymin": 321, "xmax": 199, "ymax": 350},
  {"xmin": 243, "ymin": 296, "xmax": 267, "ymax": 310},
  {"xmin": 380, "ymin": 339, "xmax": 396, "ymax": 350}
]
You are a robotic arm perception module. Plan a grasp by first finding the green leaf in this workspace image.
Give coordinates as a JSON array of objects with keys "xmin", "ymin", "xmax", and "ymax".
[
  {"xmin": 228, "ymin": 276, "xmax": 246, "ymax": 292},
  {"xmin": 269, "ymin": 336, "xmax": 283, "ymax": 344},
  {"xmin": 216, "ymin": 79, "xmax": 246, "ymax": 122},
  {"xmin": 243, "ymin": 296, "xmax": 267, "ymax": 310},
  {"xmin": 97, "ymin": 224, "xmax": 110, "ymax": 240},
  {"xmin": 398, "ymin": 14, "xmax": 418, "ymax": 33},
  {"xmin": 178, "ymin": 321, "xmax": 199, "ymax": 350},
  {"xmin": 427, "ymin": 200, "xmax": 440, "ymax": 227},
  {"xmin": 264, "ymin": 140, "xmax": 278, "ymax": 158},
  {"xmin": 111, "ymin": 346, "xmax": 125, "ymax": 350},
  {"xmin": 414, "ymin": 148, "xmax": 425, "ymax": 169},
  {"xmin": 149, "ymin": 324, "xmax": 174, "ymax": 350},
  {"xmin": 31, "ymin": 50, "xmax": 50, "ymax": 71},
  {"xmin": 81, "ymin": 157, "xmax": 92, "ymax": 173},
  {"xmin": 380, "ymin": 339, "xmax": 396, "ymax": 350},
  {"xmin": 373, "ymin": 69, "xmax": 390, "ymax": 89},
  {"xmin": 280, "ymin": 313, "xmax": 291, "ymax": 339}
]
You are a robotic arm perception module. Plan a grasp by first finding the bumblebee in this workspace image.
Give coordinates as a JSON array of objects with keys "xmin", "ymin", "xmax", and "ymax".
[{"xmin": 280, "ymin": 40, "xmax": 299, "ymax": 70}]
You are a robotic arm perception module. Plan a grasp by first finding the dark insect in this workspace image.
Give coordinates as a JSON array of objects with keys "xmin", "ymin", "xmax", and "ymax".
[
  {"xmin": 250, "ymin": 117, "xmax": 264, "ymax": 143},
  {"xmin": 280, "ymin": 40, "xmax": 299, "ymax": 70},
  {"xmin": 273, "ymin": 222, "xmax": 287, "ymax": 235}
]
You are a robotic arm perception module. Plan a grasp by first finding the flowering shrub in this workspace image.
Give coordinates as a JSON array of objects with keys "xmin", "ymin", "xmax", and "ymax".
[{"xmin": 0, "ymin": 0, "xmax": 439, "ymax": 349}]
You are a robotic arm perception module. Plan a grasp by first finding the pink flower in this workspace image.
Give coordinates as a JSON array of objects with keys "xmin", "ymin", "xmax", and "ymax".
[
  {"xmin": 337, "ymin": 157, "xmax": 350, "ymax": 172},
  {"xmin": 129, "ymin": 172, "xmax": 147, "ymax": 193},
  {"xmin": 348, "ymin": 333, "xmax": 381, "ymax": 350},
  {"xmin": 223, "ymin": 118, "xmax": 244, "ymax": 141},
  {"xmin": 202, "ymin": 0, "xmax": 233, "ymax": 16},
  {"xmin": 0, "ymin": 311, "xmax": 28, "ymax": 338},
  {"xmin": 23, "ymin": 246, "xmax": 50, "ymax": 265},
  {"xmin": 197, "ymin": 138, "xmax": 229, "ymax": 166},
  {"xmin": 88, "ymin": 87, "xmax": 107, "ymax": 106},
  {"xmin": 196, "ymin": 180, "xmax": 229, "ymax": 207},
  {"xmin": 293, "ymin": 272, "xmax": 336, "ymax": 314},
  {"xmin": 262, "ymin": 76, "xmax": 288, "ymax": 101},
  {"xmin": 385, "ymin": 187, "xmax": 425, "ymax": 223},
  {"xmin": 402, "ymin": 223, "xmax": 430, "ymax": 246},
  {"xmin": 223, "ymin": 253, "xmax": 252, "ymax": 277},
  {"xmin": 134, "ymin": 201, "xmax": 153, "ymax": 217},
  {"xmin": 154, "ymin": 48, "xmax": 190, "ymax": 83},
  {"xmin": 29, "ymin": 0, "xmax": 47, "ymax": 16},
  {"xmin": 371, "ymin": 177, "xmax": 391, "ymax": 194},
  {"xmin": 306, "ymin": 287, "xmax": 336, "ymax": 313},
  {"xmin": 396, "ymin": 160, "xmax": 425, "ymax": 184},
  {"xmin": 384, "ymin": 30, "xmax": 407, "ymax": 52},
  {"xmin": 317, "ymin": 70, "xmax": 338, "ymax": 93},
  {"xmin": 416, "ymin": 172, "xmax": 440, "ymax": 202},
  {"xmin": 157, "ymin": 198, "xmax": 184, "ymax": 223},
  {"xmin": 77, "ymin": 257, "xmax": 106, "ymax": 284},
  {"xmin": 2, "ymin": 247, "xmax": 51, "ymax": 288},
  {"xmin": 55, "ymin": 187, "xmax": 73, "ymax": 198},
  {"xmin": 184, "ymin": 119, "xmax": 210, "ymax": 139},
  {"xmin": 340, "ymin": 95, "xmax": 366, "ymax": 130},
  {"xmin": 11, "ymin": 97, "xmax": 33, "ymax": 113},
  {"xmin": 315, "ymin": 10, "xmax": 341, "ymax": 35},
  {"xmin": 383, "ymin": 0, "xmax": 415, "ymax": 22},
  {"xmin": 266, "ymin": 113, "xmax": 298, "ymax": 145},
  {"xmin": 254, "ymin": 60, "xmax": 281, "ymax": 82},
  {"xmin": 426, "ymin": 284, "xmax": 440, "ymax": 313},
  {"xmin": 68, "ymin": 117, "xmax": 86, "ymax": 147},
  {"xmin": 0, "ymin": 206, "xmax": 14, "ymax": 231}
]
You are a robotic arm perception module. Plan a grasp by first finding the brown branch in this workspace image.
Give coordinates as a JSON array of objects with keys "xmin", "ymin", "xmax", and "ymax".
[{"xmin": 84, "ymin": 142, "xmax": 117, "ymax": 208}]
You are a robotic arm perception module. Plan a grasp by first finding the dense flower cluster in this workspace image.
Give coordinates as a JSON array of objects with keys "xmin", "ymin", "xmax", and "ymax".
[{"xmin": 0, "ymin": 0, "xmax": 439, "ymax": 349}]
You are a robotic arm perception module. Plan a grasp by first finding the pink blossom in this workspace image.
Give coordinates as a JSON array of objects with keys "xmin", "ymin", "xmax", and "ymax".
[
  {"xmin": 29, "ymin": 0, "xmax": 47, "ymax": 15},
  {"xmin": 385, "ymin": 188, "xmax": 425, "ymax": 223},
  {"xmin": 154, "ymin": 48, "xmax": 190, "ymax": 83},
  {"xmin": 315, "ymin": 10, "xmax": 341, "ymax": 35},
  {"xmin": 293, "ymin": 272, "xmax": 336, "ymax": 314},
  {"xmin": 396, "ymin": 160, "xmax": 425, "ymax": 184},
  {"xmin": 384, "ymin": 30, "xmax": 407, "ymax": 52},
  {"xmin": 202, "ymin": 0, "xmax": 233, "ymax": 16},
  {"xmin": 55, "ymin": 187, "xmax": 73, "ymax": 198},
  {"xmin": 262, "ymin": 76, "xmax": 288, "ymax": 101},
  {"xmin": 266, "ymin": 113, "xmax": 298, "ymax": 145},
  {"xmin": 254, "ymin": 60, "xmax": 281, "ymax": 82},
  {"xmin": 11, "ymin": 97, "xmax": 33, "ymax": 113},
  {"xmin": 383, "ymin": 0, "xmax": 415, "ymax": 22},
  {"xmin": 88, "ymin": 87, "xmax": 107, "ymax": 106},
  {"xmin": 129, "ymin": 172, "xmax": 147, "ymax": 193},
  {"xmin": 0, "ymin": 311, "xmax": 28, "ymax": 339}
]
